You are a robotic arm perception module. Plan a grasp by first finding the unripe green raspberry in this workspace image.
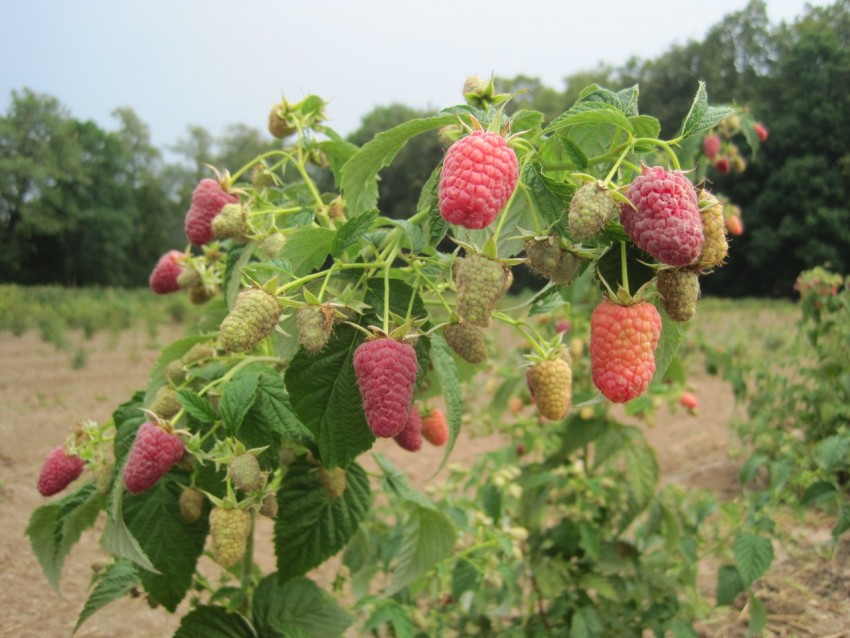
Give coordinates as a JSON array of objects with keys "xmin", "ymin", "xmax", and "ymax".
[
  {"xmin": 524, "ymin": 237, "xmax": 584, "ymax": 285},
  {"xmin": 657, "ymin": 268, "xmax": 700, "ymax": 322},
  {"xmin": 296, "ymin": 304, "xmax": 336, "ymax": 354},
  {"xmin": 228, "ymin": 454, "xmax": 264, "ymax": 493},
  {"xmin": 268, "ymin": 104, "xmax": 297, "ymax": 139},
  {"xmin": 568, "ymin": 181, "xmax": 618, "ymax": 241},
  {"xmin": 149, "ymin": 386, "xmax": 181, "ymax": 419},
  {"xmin": 164, "ymin": 360, "xmax": 186, "ymax": 384},
  {"xmin": 695, "ymin": 190, "xmax": 728, "ymax": 271},
  {"xmin": 220, "ymin": 288, "xmax": 282, "ymax": 352},
  {"xmin": 211, "ymin": 203, "xmax": 248, "ymax": 240},
  {"xmin": 260, "ymin": 232, "xmax": 286, "ymax": 259},
  {"xmin": 528, "ymin": 357, "xmax": 572, "ymax": 420},
  {"xmin": 454, "ymin": 254, "xmax": 511, "ymax": 327},
  {"xmin": 259, "ymin": 493, "xmax": 278, "ymax": 518},
  {"xmin": 319, "ymin": 467, "xmax": 347, "ymax": 500},
  {"xmin": 179, "ymin": 488, "xmax": 205, "ymax": 524},
  {"xmin": 93, "ymin": 463, "xmax": 114, "ymax": 494},
  {"xmin": 176, "ymin": 265, "xmax": 201, "ymax": 289},
  {"xmin": 209, "ymin": 507, "xmax": 252, "ymax": 567},
  {"xmin": 443, "ymin": 322, "xmax": 487, "ymax": 363},
  {"xmin": 182, "ymin": 342, "xmax": 216, "ymax": 366},
  {"xmin": 188, "ymin": 284, "xmax": 215, "ymax": 305}
]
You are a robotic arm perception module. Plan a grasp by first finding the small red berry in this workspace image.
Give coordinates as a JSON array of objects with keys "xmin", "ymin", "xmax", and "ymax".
[
  {"xmin": 753, "ymin": 122, "xmax": 768, "ymax": 142},
  {"xmin": 185, "ymin": 179, "xmax": 239, "ymax": 246},
  {"xmin": 37, "ymin": 446, "xmax": 84, "ymax": 496},
  {"xmin": 353, "ymin": 338, "xmax": 418, "ymax": 438},
  {"xmin": 439, "ymin": 131, "xmax": 518, "ymax": 229},
  {"xmin": 725, "ymin": 215, "xmax": 744, "ymax": 236},
  {"xmin": 679, "ymin": 392, "xmax": 699, "ymax": 411},
  {"xmin": 394, "ymin": 406, "xmax": 423, "ymax": 452},
  {"xmin": 123, "ymin": 422, "xmax": 185, "ymax": 494},
  {"xmin": 714, "ymin": 158, "xmax": 731, "ymax": 175},
  {"xmin": 421, "ymin": 409, "xmax": 449, "ymax": 446},
  {"xmin": 703, "ymin": 135, "xmax": 721, "ymax": 159},
  {"xmin": 149, "ymin": 250, "xmax": 184, "ymax": 295}
]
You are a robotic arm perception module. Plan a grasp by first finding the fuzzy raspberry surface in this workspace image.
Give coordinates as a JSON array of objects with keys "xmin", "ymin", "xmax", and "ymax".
[
  {"xmin": 439, "ymin": 131, "xmax": 518, "ymax": 229},
  {"xmin": 529, "ymin": 358, "xmax": 572, "ymax": 420},
  {"xmin": 185, "ymin": 179, "xmax": 239, "ymax": 245},
  {"xmin": 353, "ymin": 338, "xmax": 418, "ymax": 438},
  {"xmin": 37, "ymin": 446, "xmax": 84, "ymax": 496},
  {"xmin": 123, "ymin": 421, "xmax": 185, "ymax": 494},
  {"xmin": 149, "ymin": 250, "xmax": 184, "ymax": 294},
  {"xmin": 620, "ymin": 166, "xmax": 704, "ymax": 267},
  {"xmin": 421, "ymin": 409, "xmax": 449, "ymax": 446},
  {"xmin": 590, "ymin": 301, "xmax": 662, "ymax": 403},
  {"xmin": 394, "ymin": 406, "xmax": 423, "ymax": 452}
]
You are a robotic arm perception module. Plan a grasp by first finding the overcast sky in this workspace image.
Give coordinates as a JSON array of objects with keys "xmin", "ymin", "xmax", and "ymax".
[{"xmin": 0, "ymin": 0, "xmax": 829, "ymax": 149}]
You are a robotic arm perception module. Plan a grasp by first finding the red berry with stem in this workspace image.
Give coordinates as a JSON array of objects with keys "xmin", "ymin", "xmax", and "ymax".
[
  {"xmin": 353, "ymin": 337, "xmax": 418, "ymax": 438},
  {"xmin": 149, "ymin": 250, "xmax": 184, "ymax": 294},
  {"xmin": 123, "ymin": 421, "xmax": 185, "ymax": 494},
  {"xmin": 185, "ymin": 178, "xmax": 239, "ymax": 246},
  {"xmin": 37, "ymin": 446, "xmax": 85, "ymax": 496}
]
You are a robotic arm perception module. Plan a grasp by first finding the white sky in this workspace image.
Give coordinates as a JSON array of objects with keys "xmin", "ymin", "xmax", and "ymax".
[{"xmin": 0, "ymin": 0, "xmax": 830, "ymax": 149}]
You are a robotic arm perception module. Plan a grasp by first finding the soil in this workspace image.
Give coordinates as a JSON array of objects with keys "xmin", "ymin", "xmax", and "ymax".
[{"xmin": 1, "ymin": 325, "xmax": 848, "ymax": 637}]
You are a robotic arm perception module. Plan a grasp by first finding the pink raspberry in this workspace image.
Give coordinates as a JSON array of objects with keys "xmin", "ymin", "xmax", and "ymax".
[
  {"xmin": 438, "ymin": 130, "xmax": 518, "ymax": 229},
  {"xmin": 754, "ymin": 122, "xmax": 768, "ymax": 142},
  {"xmin": 590, "ymin": 300, "xmax": 662, "ymax": 403},
  {"xmin": 703, "ymin": 135, "xmax": 721, "ymax": 159},
  {"xmin": 37, "ymin": 446, "xmax": 85, "ymax": 496},
  {"xmin": 123, "ymin": 421, "xmax": 185, "ymax": 494},
  {"xmin": 394, "ymin": 406, "xmax": 423, "ymax": 452},
  {"xmin": 620, "ymin": 166, "xmax": 704, "ymax": 267},
  {"xmin": 149, "ymin": 250, "xmax": 184, "ymax": 294},
  {"xmin": 184, "ymin": 179, "xmax": 239, "ymax": 245},
  {"xmin": 353, "ymin": 338, "xmax": 418, "ymax": 438}
]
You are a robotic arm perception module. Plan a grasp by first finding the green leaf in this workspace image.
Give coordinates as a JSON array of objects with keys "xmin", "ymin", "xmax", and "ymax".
[
  {"xmin": 428, "ymin": 334, "xmax": 464, "ymax": 475},
  {"xmin": 319, "ymin": 136, "xmax": 360, "ymax": 187},
  {"xmin": 26, "ymin": 483, "xmax": 106, "ymax": 593},
  {"xmin": 123, "ymin": 474, "xmax": 209, "ymax": 611},
  {"xmin": 561, "ymin": 415, "xmax": 610, "ymax": 457},
  {"xmin": 100, "ymin": 478, "xmax": 157, "ymax": 574},
  {"xmin": 386, "ymin": 502, "xmax": 457, "ymax": 595},
  {"xmin": 364, "ymin": 602, "xmax": 415, "ymax": 638},
  {"xmin": 420, "ymin": 162, "xmax": 448, "ymax": 246},
  {"xmin": 629, "ymin": 115, "xmax": 661, "ymax": 140},
  {"xmin": 145, "ymin": 335, "xmax": 213, "ymax": 405},
  {"xmin": 616, "ymin": 85, "xmax": 640, "ymax": 116},
  {"xmin": 801, "ymin": 480, "xmax": 837, "ymax": 506},
  {"xmin": 733, "ymin": 532, "xmax": 774, "ymax": 586},
  {"xmin": 221, "ymin": 366, "xmax": 260, "ymax": 433},
  {"xmin": 570, "ymin": 606, "xmax": 604, "ymax": 638},
  {"xmin": 253, "ymin": 575, "xmax": 353, "ymax": 638},
  {"xmin": 522, "ymin": 163, "xmax": 573, "ymax": 230},
  {"xmin": 278, "ymin": 226, "xmax": 335, "ymax": 276},
  {"xmin": 386, "ymin": 218, "xmax": 427, "ymax": 253},
  {"xmin": 678, "ymin": 82, "xmax": 736, "ymax": 139},
  {"xmin": 341, "ymin": 113, "xmax": 458, "ymax": 215},
  {"xmin": 739, "ymin": 453, "xmax": 767, "ymax": 486},
  {"xmin": 622, "ymin": 428, "xmax": 659, "ymax": 508},
  {"xmin": 331, "ymin": 209, "xmax": 379, "ymax": 256},
  {"xmin": 545, "ymin": 105, "xmax": 633, "ymax": 136},
  {"xmin": 374, "ymin": 452, "xmax": 434, "ymax": 510},
  {"xmin": 559, "ymin": 138, "xmax": 589, "ymax": 171},
  {"xmin": 814, "ymin": 434, "xmax": 850, "ymax": 471},
  {"xmin": 747, "ymin": 596, "xmax": 767, "ymax": 637},
  {"xmin": 224, "ymin": 245, "xmax": 256, "ymax": 310},
  {"xmin": 595, "ymin": 243, "xmax": 655, "ymax": 298},
  {"xmin": 451, "ymin": 559, "xmax": 481, "ymax": 599},
  {"xmin": 652, "ymin": 306, "xmax": 686, "ymax": 385},
  {"xmin": 832, "ymin": 505, "xmax": 850, "ymax": 540},
  {"xmin": 174, "ymin": 605, "xmax": 256, "ymax": 638},
  {"xmin": 285, "ymin": 324, "xmax": 374, "ymax": 468},
  {"xmin": 243, "ymin": 372, "xmax": 316, "ymax": 460},
  {"xmin": 275, "ymin": 460, "xmax": 370, "ymax": 581},
  {"xmin": 177, "ymin": 389, "xmax": 217, "ymax": 424},
  {"xmin": 74, "ymin": 560, "xmax": 140, "ymax": 634},
  {"xmin": 716, "ymin": 564, "xmax": 745, "ymax": 605}
]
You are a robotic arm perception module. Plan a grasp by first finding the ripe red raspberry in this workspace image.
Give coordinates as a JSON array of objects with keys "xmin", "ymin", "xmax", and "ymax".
[
  {"xmin": 353, "ymin": 337, "xmax": 418, "ymax": 438},
  {"xmin": 620, "ymin": 166, "xmax": 704, "ymax": 267},
  {"xmin": 590, "ymin": 300, "xmax": 662, "ymax": 403},
  {"xmin": 37, "ymin": 446, "xmax": 84, "ymax": 496},
  {"xmin": 421, "ymin": 408, "xmax": 449, "ymax": 446},
  {"xmin": 149, "ymin": 250, "xmax": 184, "ymax": 294},
  {"xmin": 714, "ymin": 157, "xmax": 731, "ymax": 174},
  {"xmin": 185, "ymin": 179, "xmax": 239, "ymax": 245},
  {"xmin": 394, "ymin": 406, "xmax": 423, "ymax": 452},
  {"xmin": 753, "ymin": 122, "xmax": 768, "ymax": 142},
  {"xmin": 679, "ymin": 391, "xmax": 699, "ymax": 412},
  {"xmin": 703, "ymin": 135, "xmax": 721, "ymax": 159},
  {"xmin": 122, "ymin": 422, "xmax": 185, "ymax": 494},
  {"xmin": 726, "ymin": 215, "xmax": 744, "ymax": 236},
  {"xmin": 438, "ymin": 130, "xmax": 518, "ymax": 229}
]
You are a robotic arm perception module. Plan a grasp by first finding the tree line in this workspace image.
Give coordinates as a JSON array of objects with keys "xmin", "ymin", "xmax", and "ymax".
[{"xmin": 1, "ymin": 0, "xmax": 847, "ymax": 295}]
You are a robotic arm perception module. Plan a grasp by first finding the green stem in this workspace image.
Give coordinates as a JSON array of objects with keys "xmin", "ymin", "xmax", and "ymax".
[
  {"xmin": 602, "ymin": 141, "xmax": 634, "ymax": 186},
  {"xmin": 276, "ymin": 262, "xmax": 387, "ymax": 295},
  {"xmin": 492, "ymin": 311, "xmax": 548, "ymax": 358},
  {"xmin": 408, "ymin": 259, "xmax": 453, "ymax": 316},
  {"xmin": 317, "ymin": 264, "xmax": 336, "ymax": 302},
  {"xmin": 239, "ymin": 512, "xmax": 255, "ymax": 611},
  {"xmin": 491, "ymin": 164, "xmax": 524, "ymax": 246},
  {"xmin": 230, "ymin": 150, "xmax": 289, "ymax": 183},
  {"xmin": 633, "ymin": 138, "xmax": 680, "ymax": 170},
  {"xmin": 382, "ymin": 245, "xmax": 401, "ymax": 333},
  {"xmin": 620, "ymin": 241, "xmax": 630, "ymax": 296}
]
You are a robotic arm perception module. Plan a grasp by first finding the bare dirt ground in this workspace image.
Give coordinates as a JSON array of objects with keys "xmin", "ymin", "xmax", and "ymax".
[{"xmin": 1, "ymin": 325, "xmax": 848, "ymax": 637}]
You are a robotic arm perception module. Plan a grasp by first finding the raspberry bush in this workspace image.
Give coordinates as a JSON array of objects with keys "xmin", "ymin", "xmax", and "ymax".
[{"xmin": 27, "ymin": 80, "xmax": 758, "ymax": 635}]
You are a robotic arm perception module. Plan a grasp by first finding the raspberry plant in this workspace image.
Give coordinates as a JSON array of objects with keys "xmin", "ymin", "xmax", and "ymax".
[{"xmin": 27, "ymin": 80, "xmax": 752, "ymax": 635}]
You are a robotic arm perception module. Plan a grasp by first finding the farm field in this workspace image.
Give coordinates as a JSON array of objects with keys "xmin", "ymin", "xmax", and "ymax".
[{"xmin": 1, "ymin": 297, "xmax": 848, "ymax": 637}]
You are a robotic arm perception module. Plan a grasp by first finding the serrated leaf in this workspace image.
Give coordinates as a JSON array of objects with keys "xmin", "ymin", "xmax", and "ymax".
[
  {"xmin": 814, "ymin": 434, "xmax": 850, "ymax": 471},
  {"xmin": 243, "ymin": 372, "xmax": 316, "ymax": 461},
  {"xmin": 221, "ymin": 366, "xmax": 260, "ymax": 433},
  {"xmin": 123, "ymin": 475, "xmax": 209, "ymax": 611},
  {"xmin": 363, "ymin": 601, "xmax": 415, "ymax": 638},
  {"xmin": 652, "ymin": 310, "xmax": 686, "ymax": 385},
  {"xmin": 100, "ymin": 476, "xmax": 157, "ymax": 573},
  {"xmin": 679, "ymin": 82, "xmax": 708, "ymax": 139},
  {"xmin": 801, "ymin": 480, "xmax": 837, "ymax": 506},
  {"xmin": 145, "ymin": 335, "xmax": 213, "ymax": 405},
  {"xmin": 832, "ymin": 505, "xmax": 850, "ymax": 540},
  {"xmin": 253, "ymin": 575, "xmax": 353, "ymax": 638},
  {"xmin": 177, "ymin": 389, "xmax": 217, "ymax": 424},
  {"xmin": 739, "ymin": 453, "xmax": 767, "ymax": 486},
  {"xmin": 74, "ymin": 560, "xmax": 141, "ymax": 634},
  {"xmin": 528, "ymin": 285, "xmax": 569, "ymax": 316},
  {"xmin": 570, "ymin": 606, "xmax": 604, "ymax": 638},
  {"xmin": 26, "ymin": 483, "xmax": 106, "ymax": 593},
  {"xmin": 616, "ymin": 85, "xmax": 640, "ymax": 116},
  {"xmin": 285, "ymin": 325, "xmax": 374, "ymax": 468},
  {"xmin": 561, "ymin": 415, "xmax": 610, "ymax": 457},
  {"xmin": 629, "ymin": 115, "xmax": 661, "ymax": 140},
  {"xmin": 374, "ymin": 452, "xmax": 434, "ymax": 510},
  {"xmin": 386, "ymin": 503, "xmax": 457, "ymax": 595},
  {"xmin": 522, "ymin": 163, "xmax": 572, "ymax": 230},
  {"xmin": 451, "ymin": 559, "xmax": 481, "ymax": 599},
  {"xmin": 716, "ymin": 564, "xmax": 745, "ymax": 605},
  {"xmin": 225, "ymin": 244, "xmax": 255, "ymax": 310},
  {"xmin": 386, "ymin": 218, "xmax": 427, "ymax": 253},
  {"xmin": 174, "ymin": 605, "xmax": 256, "ymax": 638},
  {"xmin": 733, "ymin": 532, "xmax": 774, "ymax": 586},
  {"xmin": 275, "ymin": 460, "xmax": 370, "ymax": 581},
  {"xmin": 595, "ymin": 243, "xmax": 655, "ymax": 296},
  {"xmin": 341, "ymin": 113, "xmax": 458, "ymax": 215},
  {"xmin": 559, "ymin": 137, "xmax": 589, "ymax": 170},
  {"xmin": 420, "ymin": 162, "xmax": 448, "ymax": 246},
  {"xmin": 331, "ymin": 209, "xmax": 379, "ymax": 256},
  {"xmin": 545, "ymin": 106, "xmax": 632, "ymax": 136},
  {"xmin": 747, "ymin": 596, "xmax": 767, "ymax": 637},
  {"xmin": 428, "ymin": 334, "xmax": 463, "ymax": 476},
  {"xmin": 319, "ymin": 136, "xmax": 360, "ymax": 187},
  {"xmin": 622, "ymin": 429, "xmax": 659, "ymax": 508},
  {"xmin": 279, "ymin": 227, "xmax": 335, "ymax": 277}
]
